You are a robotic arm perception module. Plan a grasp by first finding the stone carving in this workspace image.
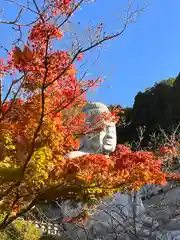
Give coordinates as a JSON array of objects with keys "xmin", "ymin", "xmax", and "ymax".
[
  {"xmin": 61, "ymin": 101, "xmax": 118, "ymax": 235},
  {"xmin": 62, "ymin": 102, "xmax": 155, "ymax": 239},
  {"xmin": 54, "ymin": 102, "xmax": 180, "ymax": 239}
]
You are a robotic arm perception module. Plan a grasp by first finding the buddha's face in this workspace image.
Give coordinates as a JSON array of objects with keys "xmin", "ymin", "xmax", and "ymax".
[{"xmin": 80, "ymin": 105, "xmax": 117, "ymax": 155}]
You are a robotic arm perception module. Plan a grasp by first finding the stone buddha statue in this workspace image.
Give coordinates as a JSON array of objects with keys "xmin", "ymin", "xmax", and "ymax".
[
  {"xmin": 65, "ymin": 101, "xmax": 117, "ymax": 158},
  {"xmin": 63, "ymin": 102, "xmax": 180, "ymax": 240},
  {"xmin": 62, "ymin": 102, "xmax": 152, "ymax": 239},
  {"xmin": 61, "ymin": 102, "xmax": 118, "ymax": 237},
  {"xmin": 61, "ymin": 102, "xmax": 179, "ymax": 240}
]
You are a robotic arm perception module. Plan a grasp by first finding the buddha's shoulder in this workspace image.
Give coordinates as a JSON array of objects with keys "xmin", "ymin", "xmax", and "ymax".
[{"xmin": 64, "ymin": 151, "xmax": 89, "ymax": 159}]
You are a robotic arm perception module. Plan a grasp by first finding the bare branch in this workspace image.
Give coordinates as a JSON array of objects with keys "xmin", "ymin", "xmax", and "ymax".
[{"xmin": 0, "ymin": 7, "xmax": 23, "ymax": 25}]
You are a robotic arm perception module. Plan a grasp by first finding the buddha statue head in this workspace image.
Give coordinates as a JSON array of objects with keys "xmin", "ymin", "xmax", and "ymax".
[{"xmin": 79, "ymin": 101, "xmax": 117, "ymax": 155}]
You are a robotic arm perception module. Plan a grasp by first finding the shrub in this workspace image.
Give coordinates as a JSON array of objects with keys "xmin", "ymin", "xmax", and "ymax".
[{"xmin": 0, "ymin": 217, "xmax": 40, "ymax": 240}]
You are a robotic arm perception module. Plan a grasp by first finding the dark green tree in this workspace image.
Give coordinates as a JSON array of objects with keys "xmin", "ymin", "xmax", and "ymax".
[{"xmin": 116, "ymin": 74, "xmax": 179, "ymax": 146}]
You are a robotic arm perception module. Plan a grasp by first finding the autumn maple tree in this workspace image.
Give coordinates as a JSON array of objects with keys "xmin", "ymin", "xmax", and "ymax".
[{"xmin": 0, "ymin": 0, "xmax": 168, "ymax": 230}]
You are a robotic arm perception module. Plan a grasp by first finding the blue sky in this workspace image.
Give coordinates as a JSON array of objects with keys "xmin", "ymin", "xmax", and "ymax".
[
  {"xmin": 77, "ymin": 0, "xmax": 180, "ymax": 108},
  {"xmin": 0, "ymin": 0, "xmax": 180, "ymax": 108}
]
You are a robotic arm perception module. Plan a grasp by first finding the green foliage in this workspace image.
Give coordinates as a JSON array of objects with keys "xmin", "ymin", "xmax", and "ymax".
[{"xmin": 0, "ymin": 216, "xmax": 40, "ymax": 240}]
